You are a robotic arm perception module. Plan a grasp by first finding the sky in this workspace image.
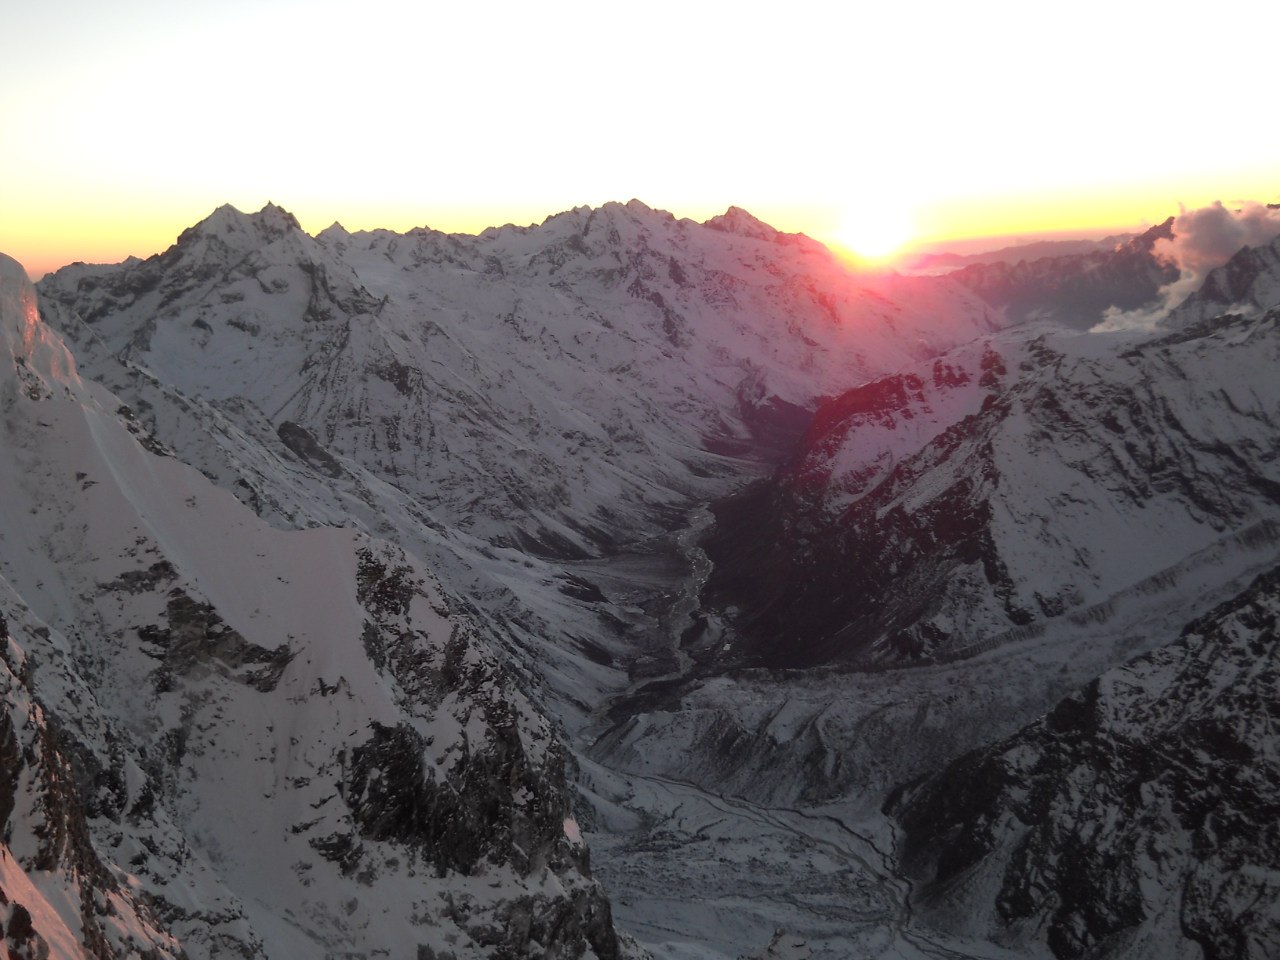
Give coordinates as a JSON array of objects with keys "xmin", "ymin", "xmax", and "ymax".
[{"xmin": 2, "ymin": 0, "xmax": 1278, "ymax": 277}]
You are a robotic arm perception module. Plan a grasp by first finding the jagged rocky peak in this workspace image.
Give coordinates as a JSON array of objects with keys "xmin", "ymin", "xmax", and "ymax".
[
  {"xmin": 191, "ymin": 200, "xmax": 302, "ymax": 238},
  {"xmin": 1130, "ymin": 215, "xmax": 1175, "ymax": 250},
  {"xmin": 482, "ymin": 199, "xmax": 690, "ymax": 271},
  {"xmin": 169, "ymin": 201, "xmax": 322, "ymax": 268},
  {"xmin": 162, "ymin": 200, "xmax": 314, "ymax": 269},
  {"xmin": 38, "ymin": 197, "xmax": 383, "ymax": 371},
  {"xmin": 483, "ymin": 200, "xmax": 796, "ymax": 267},
  {"xmin": 313, "ymin": 221, "xmax": 360, "ymax": 261},
  {"xmin": 600, "ymin": 198, "xmax": 666, "ymax": 219},
  {"xmin": 888, "ymin": 563, "xmax": 1280, "ymax": 960}
]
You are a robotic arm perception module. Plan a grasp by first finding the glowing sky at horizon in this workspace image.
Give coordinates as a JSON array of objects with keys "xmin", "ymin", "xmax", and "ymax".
[{"xmin": 3, "ymin": 0, "xmax": 1278, "ymax": 276}]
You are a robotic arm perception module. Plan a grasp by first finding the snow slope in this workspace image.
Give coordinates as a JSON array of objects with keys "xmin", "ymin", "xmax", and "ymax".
[{"xmin": 0, "ymin": 252, "xmax": 629, "ymax": 959}]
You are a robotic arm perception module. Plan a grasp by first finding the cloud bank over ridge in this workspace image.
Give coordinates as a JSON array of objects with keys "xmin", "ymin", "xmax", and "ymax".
[{"xmin": 1096, "ymin": 200, "xmax": 1280, "ymax": 330}]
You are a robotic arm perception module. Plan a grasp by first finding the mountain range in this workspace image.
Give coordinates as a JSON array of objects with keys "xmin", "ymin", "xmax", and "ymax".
[{"xmin": 2, "ymin": 199, "xmax": 1277, "ymax": 959}]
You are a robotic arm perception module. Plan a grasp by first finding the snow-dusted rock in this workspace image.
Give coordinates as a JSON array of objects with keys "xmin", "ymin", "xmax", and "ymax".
[
  {"xmin": 889, "ymin": 564, "xmax": 1280, "ymax": 959},
  {"xmin": 1164, "ymin": 232, "xmax": 1280, "ymax": 328}
]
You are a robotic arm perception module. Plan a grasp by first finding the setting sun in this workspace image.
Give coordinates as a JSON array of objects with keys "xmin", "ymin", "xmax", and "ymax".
[{"xmin": 833, "ymin": 203, "xmax": 915, "ymax": 263}]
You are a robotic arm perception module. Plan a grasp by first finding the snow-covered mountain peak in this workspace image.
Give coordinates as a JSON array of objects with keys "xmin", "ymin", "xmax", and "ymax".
[
  {"xmin": 603, "ymin": 198, "xmax": 664, "ymax": 218},
  {"xmin": 195, "ymin": 201, "xmax": 302, "ymax": 238},
  {"xmin": 316, "ymin": 220, "xmax": 350, "ymax": 240},
  {"xmin": 703, "ymin": 205, "xmax": 780, "ymax": 242}
]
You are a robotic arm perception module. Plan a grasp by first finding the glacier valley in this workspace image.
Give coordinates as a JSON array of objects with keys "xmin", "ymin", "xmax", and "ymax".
[{"xmin": 1, "ymin": 201, "xmax": 1277, "ymax": 959}]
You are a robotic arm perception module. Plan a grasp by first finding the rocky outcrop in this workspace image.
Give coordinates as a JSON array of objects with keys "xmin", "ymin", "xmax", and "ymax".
[
  {"xmin": 0, "ymin": 604, "xmax": 190, "ymax": 960},
  {"xmin": 888, "ymin": 564, "xmax": 1280, "ymax": 959}
]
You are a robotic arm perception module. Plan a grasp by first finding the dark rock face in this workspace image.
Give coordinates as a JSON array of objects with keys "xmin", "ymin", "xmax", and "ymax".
[
  {"xmin": 340, "ymin": 547, "xmax": 620, "ymax": 960},
  {"xmin": 348, "ymin": 721, "xmax": 497, "ymax": 873},
  {"xmin": 704, "ymin": 405, "xmax": 1014, "ymax": 667},
  {"xmin": 701, "ymin": 355, "xmax": 1024, "ymax": 667},
  {"xmin": 275, "ymin": 420, "xmax": 342, "ymax": 477},
  {"xmin": 2, "ymin": 539, "xmax": 622, "ymax": 960},
  {"xmin": 346, "ymin": 551, "xmax": 577, "ymax": 878},
  {"xmin": 136, "ymin": 589, "xmax": 294, "ymax": 692},
  {"xmin": 345, "ymin": 713, "xmax": 586, "ymax": 883},
  {"xmin": 3, "ymin": 903, "xmax": 42, "ymax": 960},
  {"xmin": 950, "ymin": 218, "xmax": 1177, "ymax": 329},
  {"xmin": 888, "ymin": 565, "xmax": 1280, "ymax": 959}
]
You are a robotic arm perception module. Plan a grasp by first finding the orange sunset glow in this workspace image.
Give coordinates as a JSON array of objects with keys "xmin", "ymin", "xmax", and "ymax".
[{"xmin": 2, "ymin": 1, "xmax": 1277, "ymax": 277}]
